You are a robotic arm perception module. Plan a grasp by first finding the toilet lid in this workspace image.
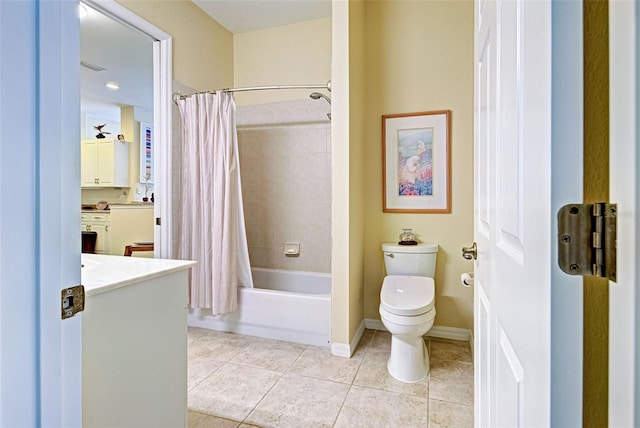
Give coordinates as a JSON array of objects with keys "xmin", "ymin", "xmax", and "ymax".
[{"xmin": 380, "ymin": 276, "xmax": 435, "ymax": 316}]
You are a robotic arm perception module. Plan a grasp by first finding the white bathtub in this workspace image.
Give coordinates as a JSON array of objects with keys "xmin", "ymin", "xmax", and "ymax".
[{"xmin": 187, "ymin": 268, "xmax": 331, "ymax": 347}]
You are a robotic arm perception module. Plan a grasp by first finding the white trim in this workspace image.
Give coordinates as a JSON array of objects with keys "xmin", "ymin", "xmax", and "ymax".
[
  {"xmin": 550, "ymin": 2, "xmax": 585, "ymax": 425},
  {"xmin": 364, "ymin": 318, "xmax": 386, "ymax": 331},
  {"xmin": 82, "ymin": 0, "xmax": 170, "ymax": 40},
  {"xmin": 609, "ymin": 1, "xmax": 638, "ymax": 425},
  {"xmin": 330, "ymin": 342, "xmax": 351, "ymax": 358},
  {"xmin": 331, "ymin": 320, "xmax": 365, "ymax": 358},
  {"xmin": 364, "ymin": 318, "xmax": 472, "ymax": 342},
  {"xmin": 154, "ymin": 38, "xmax": 173, "ymax": 258},
  {"xmin": 81, "ymin": 0, "xmax": 173, "ymax": 259},
  {"xmin": 427, "ymin": 326, "xmax": 472, "ymax": 342}
]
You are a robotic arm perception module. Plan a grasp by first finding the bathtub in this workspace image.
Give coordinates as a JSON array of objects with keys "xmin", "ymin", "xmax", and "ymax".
[{"xmin": 187, "ymin": 268, "xmax": 331, "ymax": 347}]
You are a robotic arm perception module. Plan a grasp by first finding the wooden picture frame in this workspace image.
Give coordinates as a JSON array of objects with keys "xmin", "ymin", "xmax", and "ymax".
[{"xmin": 382, "ymin": 110, "xmax": 452, "ymax": 213}]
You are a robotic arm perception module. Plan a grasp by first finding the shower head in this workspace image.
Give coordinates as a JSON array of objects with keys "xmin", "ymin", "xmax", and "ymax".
[
  {"xmin": 309, "ymin": 92, "xmax": 331, "ymax": 104},
  {"xmin": 309, "ymin": 92, "xmax": 332, "ymax": 120}
]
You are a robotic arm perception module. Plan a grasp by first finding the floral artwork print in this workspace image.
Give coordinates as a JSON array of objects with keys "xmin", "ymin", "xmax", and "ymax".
[{"xmin": 397, "ymin": 127, "xmax": 433, "ymax": 196}]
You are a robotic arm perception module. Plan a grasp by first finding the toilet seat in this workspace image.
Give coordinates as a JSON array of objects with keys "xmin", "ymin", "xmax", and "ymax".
[
  {"xmin": 380, "ymin": 305, "xmax": 436, "ymax": 326},
  {"xmin": 380, "ymin": 276, "xmax": 435, "ymax": 316}
]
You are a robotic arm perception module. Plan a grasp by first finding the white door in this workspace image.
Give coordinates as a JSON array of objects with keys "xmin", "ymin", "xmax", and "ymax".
[
  {"xmin": 609, "ymin": 1, "xmax": 638, "ymax": 426},
  {"xmin": 0, "ymin": 0, "xmax": 82, "ymax": 426},
  {"xmin": 474, "ymin": 1, "xmax": 584, "ymax": 425}
]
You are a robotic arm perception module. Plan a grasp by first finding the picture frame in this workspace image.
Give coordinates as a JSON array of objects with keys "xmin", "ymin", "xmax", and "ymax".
[
  {"xmin": 140, "ymin": 122, "xmax": 154, "ymax": 184},
  {"xmin": 382, "ymin": 110, "xmax": 452, "ymax": 213}
]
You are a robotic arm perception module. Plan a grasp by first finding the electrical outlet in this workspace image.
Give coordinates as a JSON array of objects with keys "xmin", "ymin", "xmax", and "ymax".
[{"xmin": 136, "ymin": 188, "xmax": 142, "ymax": 195}]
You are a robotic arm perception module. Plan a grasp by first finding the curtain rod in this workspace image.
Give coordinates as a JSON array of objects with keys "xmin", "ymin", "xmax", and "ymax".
[{"xmin": 172, "ymin": 80, "xmax": 331, "ymax": 103}]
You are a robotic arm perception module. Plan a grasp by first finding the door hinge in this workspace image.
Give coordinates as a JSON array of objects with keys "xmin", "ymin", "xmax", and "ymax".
[
  {"xmin": 61, "ymin": 285, "xmax": 85, "ymax": 319},
  {"xmin": 557, "ymin": 202, "xmax": 616, "ymax": 282}
]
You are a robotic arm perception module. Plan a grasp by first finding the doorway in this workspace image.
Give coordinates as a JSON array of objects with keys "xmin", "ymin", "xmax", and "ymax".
[{"xmin": 79, "ymin": 0, "xmax": 172, "ymax": 258}]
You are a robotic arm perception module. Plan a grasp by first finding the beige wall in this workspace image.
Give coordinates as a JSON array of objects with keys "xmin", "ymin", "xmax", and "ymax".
[
  {"xmin": 233, "ymin": 18, "xmax": 332, "ymax": 106},
  {"xmin": 363, "ymin": 1, "xmax": 475, "ymax": 330},
  {"xmin": 348, "ymin": 0, "xmax": 366, "ymax": 344},
  {"xmin": 117, "ymin": 0, "xmax": 233, "ymax": 91}
]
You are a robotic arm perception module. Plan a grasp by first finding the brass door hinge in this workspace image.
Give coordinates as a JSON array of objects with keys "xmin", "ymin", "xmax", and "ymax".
[
  {"xmin": 61, "ymin": 285, "xmax": 85, "ymax": 319},
  {"xmin": 557, "ymin": 203, "xmax": 616, "ymax": 282}
]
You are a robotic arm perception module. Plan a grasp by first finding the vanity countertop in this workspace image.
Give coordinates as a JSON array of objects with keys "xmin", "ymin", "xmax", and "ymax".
[
  {"xmin": 109, "ymin": 202, "xmax": 154, "ymax": 207},
  {"xmin": 81, "ymin": 209, "xmax": 110, "ymax": 214},
  {"xmin": 81, "ymin": 253, "xmax": 195, "ymax": 297}
]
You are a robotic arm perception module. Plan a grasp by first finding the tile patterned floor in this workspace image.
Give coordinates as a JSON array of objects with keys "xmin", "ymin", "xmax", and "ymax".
[{"xmin": 187, "ymin": 328, "xmax": 473, "ymax": 428}]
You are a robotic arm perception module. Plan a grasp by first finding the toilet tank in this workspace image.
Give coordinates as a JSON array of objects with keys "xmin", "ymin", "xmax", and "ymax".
[{"xmin": 382, "ymin": 243, "xmax": 439, "ymax": 278}]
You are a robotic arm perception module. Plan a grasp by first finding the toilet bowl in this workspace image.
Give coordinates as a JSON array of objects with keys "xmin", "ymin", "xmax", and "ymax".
[{"xmin": 379, "ymin": 275, "xmax": 436, "ymax": 382}]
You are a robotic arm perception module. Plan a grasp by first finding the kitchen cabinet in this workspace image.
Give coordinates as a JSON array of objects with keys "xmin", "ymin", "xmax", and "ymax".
[
  {"xmin": 81, "ymin": 139, "xmax": 129, "ymax": 187},
  {"xmin": 81, "ymin": 212, "xmax": 110, "ymax": 254}
]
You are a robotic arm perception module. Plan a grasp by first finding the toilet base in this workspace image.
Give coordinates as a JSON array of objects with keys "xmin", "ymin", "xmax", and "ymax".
[{"xmin": 387, "ymin": 334, "xmax": 429, "ymax": 383}]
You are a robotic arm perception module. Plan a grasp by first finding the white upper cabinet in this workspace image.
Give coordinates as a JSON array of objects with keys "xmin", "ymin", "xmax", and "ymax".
[{"xmin": 81, "ymin": 139, "xmax": 129, "ymax": 187}]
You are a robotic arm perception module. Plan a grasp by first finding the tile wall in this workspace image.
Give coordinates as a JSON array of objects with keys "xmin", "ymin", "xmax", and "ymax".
[
  {"xmin": 237, "ymin": 99, "xmax": 332, "ymax": 273},
  {"xmin": 172, "ymin": 92, "xmax": 332, "ymax": 273}
]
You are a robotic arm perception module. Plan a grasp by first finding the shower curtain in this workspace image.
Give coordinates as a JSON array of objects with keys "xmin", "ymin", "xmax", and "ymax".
[{"xmin": 177, "ymin": 91, "xmax": 253, "ymax": 315}]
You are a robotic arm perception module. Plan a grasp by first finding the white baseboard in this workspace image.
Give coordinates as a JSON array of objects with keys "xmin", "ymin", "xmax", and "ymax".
[
  {"xmin": 364, "ymin": 318, "xmax": 472, "ymax": 342},
  {"xmin": 331, "ymin": 320, "xmax": 365, "ymax": 358},
  {"xmin": 364, "ymin": 319, "xmax": 385, "ymax": 331},
  {"xmin": 427, "ymin": 326, "xmax": 472, "ymax": 342}
]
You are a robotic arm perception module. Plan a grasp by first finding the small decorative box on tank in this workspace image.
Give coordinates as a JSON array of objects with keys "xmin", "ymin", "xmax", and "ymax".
[{"xmin": 398, "ymin": 228, "xmax": 418, "ymax": 246}]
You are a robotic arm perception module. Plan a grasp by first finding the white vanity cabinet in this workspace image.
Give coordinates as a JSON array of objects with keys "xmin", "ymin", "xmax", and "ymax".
[
  {"xmin": 81, "ymin": 254, "xmax": 196, "ymax": 428},
  {"xmin": 81, "ymin": 138, "xmax": 129, "ymax": 187},
  {"xmin": 81, "ymin": 212, "xmax": 110, "ymax": 254}
]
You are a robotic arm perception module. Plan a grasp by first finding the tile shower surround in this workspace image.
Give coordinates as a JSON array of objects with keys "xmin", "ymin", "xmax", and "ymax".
[
  {"xmin": 172, "ymin": 91, "xmax": 332, "ymax": 273},
  {"xmin": 187, "ymin": 328, "xmax": 474, "ymax": 427},
  {"xmin": 238, "ymin": 125, "xmax": 331, "ymax": 273},
  {"xmin": 237, "ymin": 100, "xmax": 332, "ymax": 273}
]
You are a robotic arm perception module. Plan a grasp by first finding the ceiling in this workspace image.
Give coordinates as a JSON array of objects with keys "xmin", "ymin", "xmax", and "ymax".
[
  {"xmin": 80, "ymin": 4, "xmax": 153, "ymax": 125},
  {"xmin": 80, "ymin": 0, "xmax": 331, "ymax": 123},
  {"xmin": 192, "ymin": 0, "xmax": 331, "ymax": 33}
]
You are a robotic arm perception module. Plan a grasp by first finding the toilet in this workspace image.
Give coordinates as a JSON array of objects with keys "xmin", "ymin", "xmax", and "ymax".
[{"xmin": 379, "ymin": 243, "xmax": 438, "ymax": 383}]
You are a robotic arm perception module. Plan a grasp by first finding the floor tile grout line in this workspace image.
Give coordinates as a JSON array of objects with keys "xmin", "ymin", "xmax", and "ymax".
[
  {"xmin": 186, "ymin": 358, "xmax": 227, "ymax": 393},
  {"xmin": 329, "ymin": 329, "xmax": 382, "ymax": 428},
  {"xmin": 429, "ymin": 397, "xmax": 475, "ymax": 408},
  {"xmin": 187, "ymin": 337, "xmax": 259, "ymax": 392},
  {"xmin": 188, "ymin": 360, "xmax": 285, "ymax": 426},
  {"xmin": 238, "ymin": 370, "xmax": 287, "ymax": 427},
  {"xmin": 283, "ymin": 343, "xmax": 310, "ymax": 375}
]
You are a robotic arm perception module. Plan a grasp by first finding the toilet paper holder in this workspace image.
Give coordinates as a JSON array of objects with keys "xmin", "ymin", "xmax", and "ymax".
[{"xmin": 461, "ymin": 272, "xmax": 474, "ymax": 287}]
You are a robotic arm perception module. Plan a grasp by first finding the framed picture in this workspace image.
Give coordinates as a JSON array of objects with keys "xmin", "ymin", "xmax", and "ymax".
[
  {"xmin": 140, "ymin": 122, "xmax": 154, "ymax": 184},
  {"xmin": 382, "ymin": 110, "xmax": 452, "ymax": 213}
]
